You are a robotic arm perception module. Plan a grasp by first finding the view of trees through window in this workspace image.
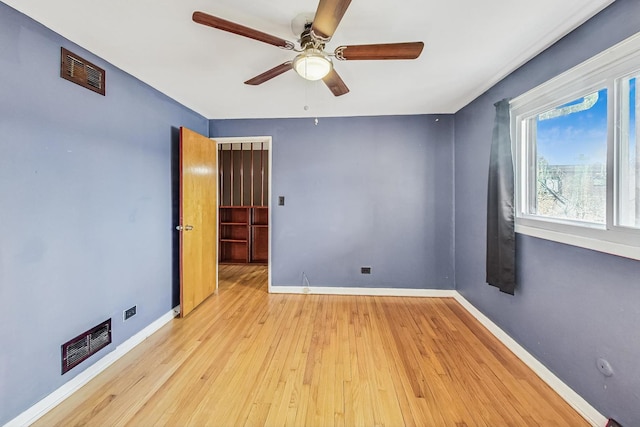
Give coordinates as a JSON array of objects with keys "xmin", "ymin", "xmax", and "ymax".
[{"xmin": 534, "ymin": 89, "xmax": 608, "ymax": 224}]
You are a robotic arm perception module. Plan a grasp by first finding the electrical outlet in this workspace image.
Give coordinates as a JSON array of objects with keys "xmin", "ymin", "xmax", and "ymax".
[
  {"xmin": 124, "ymin": 305, "xmax": 137, "ymax": 321},
  {"xmin": 361, "ymin": 267, "xmax": 371, "ymax": 274}
]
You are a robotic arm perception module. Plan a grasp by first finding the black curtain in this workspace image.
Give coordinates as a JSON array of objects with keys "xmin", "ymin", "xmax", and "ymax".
[{"xmin": 486, "ymin": 98, "xmax": 516, "ymax": 295}]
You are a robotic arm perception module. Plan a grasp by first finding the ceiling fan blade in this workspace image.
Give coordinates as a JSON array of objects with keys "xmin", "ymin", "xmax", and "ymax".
[
  {"xmin": 193, "ymin": 11, "xmax": 295, "ymax": 50},
  {"xmin": 322, "ymin": 69, "xmax": 349, "ymax": 96},
  {"xmin": 334, "ymin": 42, "xmax": 424, "ymax": 60},
  {"xmin": 310, "ymin": 0, "xmax": 353, "ymax": 41},
  {"xmin": 245, "ymin": 62, "xmax": 293, "ymax": 85}
]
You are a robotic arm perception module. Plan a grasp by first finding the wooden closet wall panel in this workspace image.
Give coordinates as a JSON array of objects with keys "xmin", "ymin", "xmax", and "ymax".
[
  {"xmin": 251, "ymin": 227, "xmax": 268, "ymax": 263},
  {"xmin": 219, "ymin": 148, "xmax": 269, "ymax": 207}
]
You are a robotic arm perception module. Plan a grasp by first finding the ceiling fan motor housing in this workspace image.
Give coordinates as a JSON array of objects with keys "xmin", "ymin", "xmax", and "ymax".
[{"xmin": 300, "ymin": 23, "xmax": 325, "ymax": 51}]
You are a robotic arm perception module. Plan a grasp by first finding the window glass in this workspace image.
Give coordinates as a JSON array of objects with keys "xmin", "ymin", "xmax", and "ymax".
[
  {"xmin": 618, "ymin": 76, "xmax": 640, "ymax": 228},
  {"xmin": 533, "ymin": 89, "xmax": 608, "ymax": 224}
]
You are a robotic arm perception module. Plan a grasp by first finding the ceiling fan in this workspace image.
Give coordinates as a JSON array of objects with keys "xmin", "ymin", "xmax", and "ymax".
[{"xmin": 192, "ymin": 0, "xmax": 424, "ymax": 97}]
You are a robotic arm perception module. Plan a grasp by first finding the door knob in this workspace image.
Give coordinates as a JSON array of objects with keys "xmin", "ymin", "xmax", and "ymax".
[{"xmin": 176, "ymin": 225, "xmax": 194, "ymax": 231}]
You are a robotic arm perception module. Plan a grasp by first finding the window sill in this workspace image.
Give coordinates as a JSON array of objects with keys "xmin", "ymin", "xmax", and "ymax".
[{"xmin": 516, "ymin": 223, "xmax": 640, "ymax": 261}]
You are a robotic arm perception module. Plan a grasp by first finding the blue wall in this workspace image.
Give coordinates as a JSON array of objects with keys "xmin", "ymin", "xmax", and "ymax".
[
  {"xmin": 454, "ymin": 1, "xmax": 640, "ymax": 424},
  {"xmin": 0, "ymin": 3, "xmax": 208, "ymax": 424},
  {"xmin": 210, "ymin": 115, "xmax": 455, "ymax": 290}
]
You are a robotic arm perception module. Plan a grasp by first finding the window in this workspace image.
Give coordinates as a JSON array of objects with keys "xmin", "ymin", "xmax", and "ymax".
[{"xmin": 511, "ymin": 32, "xmax": 640, "ymax": 260}]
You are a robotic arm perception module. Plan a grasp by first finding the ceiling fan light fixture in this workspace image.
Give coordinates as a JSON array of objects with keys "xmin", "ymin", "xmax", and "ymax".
[{"xmin": 293, "ymin": 48, "xmax": 332, "ymax": 81}]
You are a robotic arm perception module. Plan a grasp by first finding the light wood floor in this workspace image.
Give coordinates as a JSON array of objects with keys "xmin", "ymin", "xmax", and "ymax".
[{"xmin": 35, "ymin": 265, "xmax": 588, "ymax": 426}]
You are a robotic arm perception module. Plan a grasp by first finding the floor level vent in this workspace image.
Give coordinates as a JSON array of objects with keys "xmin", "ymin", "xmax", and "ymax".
[{"xmin": 61, "ymin": 319, "xmax": 111, "ymax": 374}]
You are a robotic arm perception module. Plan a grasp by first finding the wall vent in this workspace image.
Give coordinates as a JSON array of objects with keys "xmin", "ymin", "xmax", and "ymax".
[
  {"xmin": 61, "ymin": 319, "xmax": 111, "ymax": 374},
  {"xmin": 60, "ymin": 47, "xmax": 105, "ymax": 95}
]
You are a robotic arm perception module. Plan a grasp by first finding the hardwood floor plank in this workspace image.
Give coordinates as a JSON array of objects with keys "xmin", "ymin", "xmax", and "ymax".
[{"xmin": 33, "ymin": 265, "xmax": 590, "ymax": 427}]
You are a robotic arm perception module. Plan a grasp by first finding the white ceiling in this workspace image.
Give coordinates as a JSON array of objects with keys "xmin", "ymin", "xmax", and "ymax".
[{"xmin": 4, "ymin": 0, "xmax": 613, "ymax": 119}]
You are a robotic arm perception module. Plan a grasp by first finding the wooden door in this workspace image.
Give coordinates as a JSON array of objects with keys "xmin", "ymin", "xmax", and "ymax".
[{"xmin": 179, "ymin": 127, "xmax": 218, "ymax": 317}]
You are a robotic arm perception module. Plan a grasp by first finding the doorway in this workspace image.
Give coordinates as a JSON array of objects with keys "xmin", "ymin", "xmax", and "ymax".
[{"xmin": 214, "ymin": 137, "xmax": 272, "ymax": 292}]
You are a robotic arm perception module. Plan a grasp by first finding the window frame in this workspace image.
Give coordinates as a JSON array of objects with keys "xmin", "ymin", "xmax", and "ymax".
[{"xmin": 510, "ymin": 32, "xmax": 640, "ymax": 261}]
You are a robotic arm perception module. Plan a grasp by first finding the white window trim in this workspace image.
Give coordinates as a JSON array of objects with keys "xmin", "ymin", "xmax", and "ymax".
[{"xmin": 511, "ymin": 31, "xmax": 640, "ymax": 261}]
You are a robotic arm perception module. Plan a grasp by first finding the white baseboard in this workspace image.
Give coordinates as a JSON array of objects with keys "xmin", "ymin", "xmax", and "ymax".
[
  {"xmin": 270, "ymin": 285, "xmax": 457, "ymax": 298},
  {"xmin": 453, "ymin": 293, "xmax": 607, "ymax": 427},
  {"xmin": 4, "ymin": 308, "xmax": 179, "ymax": 427}
]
